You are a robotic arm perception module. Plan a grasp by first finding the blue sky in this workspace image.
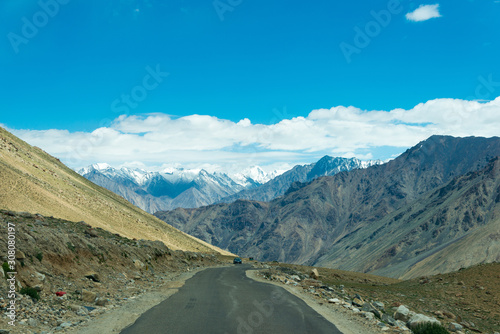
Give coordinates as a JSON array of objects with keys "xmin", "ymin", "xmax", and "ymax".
[{"xmin": 1, "ymin": 0, "xmax": 500, "ymax": 173}]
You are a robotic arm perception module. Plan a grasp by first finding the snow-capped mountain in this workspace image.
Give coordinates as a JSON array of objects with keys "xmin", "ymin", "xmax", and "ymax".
[
  {"xmin": 231, "ymin": 166, "xmax": 285, "ymax": 188},
  {"xmin": 219, "ymin": 156, "xmax": 383, "ymax": 203},
  {"xmin": 78, "ymin": 156, "xmax": 380, "ymax": 213},
  {"xmin": 77, "ymin": 164, "xmax": 274, "ymax": 213}
]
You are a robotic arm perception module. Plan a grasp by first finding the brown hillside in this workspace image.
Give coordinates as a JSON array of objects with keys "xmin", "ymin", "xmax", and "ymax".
[{"xmin": 0, "ymin": 126, "xmax": 232, "ymax": 255}]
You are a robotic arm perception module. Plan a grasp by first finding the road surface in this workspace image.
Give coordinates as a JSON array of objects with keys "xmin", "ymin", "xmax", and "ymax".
[{"xmin": 121, "ymin": 265, "xmax": 343, "ymax": 334}]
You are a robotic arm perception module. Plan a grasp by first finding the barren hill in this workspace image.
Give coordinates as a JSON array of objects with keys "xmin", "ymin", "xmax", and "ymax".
[
  {"xmin": 156, "ymin": 135, "xmax": 500, "ymax": 278},
  {"xmin": 0, "ymin": 126, "xmax": 231, "ymax": 255}
]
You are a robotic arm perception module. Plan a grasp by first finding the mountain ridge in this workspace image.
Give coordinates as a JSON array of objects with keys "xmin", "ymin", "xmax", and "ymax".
[
  {"xmin": 0, "ymin": 126, "xmax": 231, "ymax": 255},
  {"xmin": 155, "ymin": 135, "xmax": 500, "ymax": 278}
]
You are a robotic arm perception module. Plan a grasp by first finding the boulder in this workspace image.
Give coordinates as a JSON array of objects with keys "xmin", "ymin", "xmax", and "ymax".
[
  {"xmin": 81, "ymin": 289, "xmax": 97, "ymax": 303},
  {"xmin": 352, "ymin": 294, "xmax": 364, "ymax": 307},
  {"xmin": 361, "ymin": 303, "xmax": 382, "ymax": 319},
  {"xmin": 443, "ymin": 310, "xmax": 456, "ymax": 320},
  {"xmin": 381, "ymin": 314, "xmax": 396, "ymax": 326},
  {"xmin": 68, "ymin": 304, "xmax": 82, "ymax": 312},
  {"xmin": 95, "ymin": 298, "xmax": 109, "ymax": 306},
  {"xmin": 133, "ymin": 259, "xmax": 145, "ymax": 270},
  {"xmin": 60, "ymin": 322, "xmax": 72, "ymax": 329},
  {"xmin": 15, "ymin": 251, "xmax": 26, "ymax": 260},
  {"xmin": 85, "ymin": 272, "xmax": 101, "ymax": 282},
  {"xmin": 34, "ymin": 272, "xmax": 46, "ymax": 282},
  {"xmin": 85, "ymin": 229, "xmax": 99, "ymax": 238},
  {"xmin": 77, "ymin": 307, "xmax": 89, "ymax": 316},
  {"xmin": 309, "ymin": 269, "xmax": 320, "ymax": 279},
  {"xmin": 449, "ymin": 323, "xmax": 464, "ymax": 332},
  {"xmin": 407, "ymin": 314, "xmax": 441, "ymax": 329},
  {"xmin": 373, "ymin": 301, "xmax": 385, "ymax": 311},
  {"xmin": 393, "ymin": 305, "xmax": 411, "ymax": 322},
  {"xmin": 32, "ymin": 284, "xmax": 43, "ymax": 292}
]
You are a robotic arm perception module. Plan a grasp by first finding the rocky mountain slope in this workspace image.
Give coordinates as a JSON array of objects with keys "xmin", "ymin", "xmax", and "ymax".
[
  {"xmin": 77, "ymin": 165, "xmax": 279, "ymax": 213},
  {"xmin": 0, "ymin": 210, "xmax": 222, "ymax": 333},
  {"xmin": 260, "ymin": 262, "xmax": 500, "ymax": 333},
  {"xmin": 219, "ymin": 156, "xmax": 380, "ymax": 203},
  {"xmin": 155, "ymin": 135, "xmax": 500, "ymax": 278},
  {"xmin": 77, "ymin": 157, "xmax": 377, "ymax": 213},
  {"xmin": 0, "ymin": 126, "xmax": 230, "ymax": 255},
  {"xmin": 315, "ymin": 156, "xmax": 500, "ymax": 279}
]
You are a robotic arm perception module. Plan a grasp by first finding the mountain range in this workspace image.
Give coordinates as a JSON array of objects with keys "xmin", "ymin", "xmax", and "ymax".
[
  {"xmin": 0, "ymin": 126, "xmax": 229, "ymax": 255},
  {"xmin": 155, "ymin": 135, "xmax": 500, "ymax": 278},
  {"xmin": 219, "ymin": 156, "xmax": 381, "ymax": 203},
  {"xmin": 78, "ymin": 157, "xmax": 380, "ymax": 213}
]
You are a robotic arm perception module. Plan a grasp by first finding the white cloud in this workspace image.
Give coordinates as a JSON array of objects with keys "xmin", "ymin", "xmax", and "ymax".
[
  {"xmin": 406, "ymin": 4, "xmax": 442, "ymax": 22},
  {"xmin": 6, "ymin": 96, "xmax": 500, "ymax": 173}
]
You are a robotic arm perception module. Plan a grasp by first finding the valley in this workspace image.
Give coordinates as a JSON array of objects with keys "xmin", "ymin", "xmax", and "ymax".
[
  {"xmin": 1, "ymin": 126, "xmax": 499, "ymax": 333},
  {"xmin": 156, "ymin": 135, "xmax": 500, "ymax": 279}
]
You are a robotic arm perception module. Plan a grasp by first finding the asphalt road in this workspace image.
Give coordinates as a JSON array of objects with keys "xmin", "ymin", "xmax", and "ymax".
[{"xmin": 121, "ymin": 265, "xmax": 343, "ymax": 334}]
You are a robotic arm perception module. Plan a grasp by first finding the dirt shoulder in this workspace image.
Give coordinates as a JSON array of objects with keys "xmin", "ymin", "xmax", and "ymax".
[
  {"xmin": 68, "ymin": 268, "xmax": 208, "ymax": 334},
  {"xmin": 246, "ymin": 269, "xmax": 385, "ymax": 334}
]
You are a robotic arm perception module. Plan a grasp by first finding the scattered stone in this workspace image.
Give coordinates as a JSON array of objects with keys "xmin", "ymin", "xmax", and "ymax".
[
  {"xmin": 363, "ymin": 312, "xmax": 375, "ymax": 321},
  {"xmin": 302, "ymin": 279, "xmax": 321, "ymax": 287},
  {"xmin": 81, "ymin": 289, "xmax": 97, "ymax": 303},
  {"xmin": 362, "ymin": 302, "xmax": 382, "ymax": 319},
  {"xmin": 35, "ymin": 271, "xmax": 46, "ymax": 282},
  {"xmin": 407, "ymin": 313, "xmax": 441, "ymax": 329},
  {"xmin": 85, "ymin": 228, "xmax": 99, "ymax": 237},
  {"xmin": 373, "ymin": 301, "xmax": 385, "ymax": 311},
  {"xmin": 309, "ymin": 268, "xmax": 320, "ymax": 280},
  {"xmin": 449, "ymin": 323, "xmax": 464, "ymax": 332},
  {"xmin": 133, "ymin": 259, "xmax": 145, "ymax": 270},
  {"xmin": 352, "ymin": 296, "xmax": 364, "ymax": 307},
  {"xmin": 443, "ymin": 310, "xmax": 456, "ymax": 320},
  {"xmin": 16, "ymin": 251, "xmax": 26, "ymax": 260},
  {"xmin": 328, "ymin": 298, "xmax": 341, "ymax": 304},
  {"xmin": 68, "ymin": 304, "xmax": 81, "ymax": 312},
  {"xmin": 393, "ymin": 305, "xmax": 411, "ymax": 322},
  {"xmin": 27, "ymin": 318, "xmax": 40, "ymax": 327},
  {"xmin": 95, "ymin": 298, "xmax": 109, "ymax": 306},
  {"xmin": 32, "ymin": 284, "xmax": 44, "ymax": 292},
  {"xmin": 394, "ymin": 320, "xmax": 408, "ymax": 329},
  {"xmin": 419, "ymin": 277, "xmax": 431, "ymax": 284},
  {"xmin": 434, "ymin": 310, "xmax": 445, "ymax": 319},
  {"xmin": 60, "ymin": 322, "xmax": 72, "ymax": 328},
  {"xmin": 85, "ymin": 272, "xmax": 101, "ymax": 282},
  {"xmin": 381, "ymin": 314, "xmax": 396, "ymax": 326}
]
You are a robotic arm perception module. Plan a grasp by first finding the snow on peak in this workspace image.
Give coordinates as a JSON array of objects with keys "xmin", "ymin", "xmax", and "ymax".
[
  {"xmin": 93, "ymin": 162, "xmax": 111, "ymax": 170},
  {"xmin": 231, "ymin": 166, "xmax": 274, "ymax": 187}
]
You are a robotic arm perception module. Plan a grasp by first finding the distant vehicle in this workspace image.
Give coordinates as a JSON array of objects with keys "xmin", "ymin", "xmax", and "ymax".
[
  {"xmin": 249, "ymin": 257, "xmax": 254, "ymax": 261},
  {"xmin": 233, "ymin": 257, "xmax": 242, "ymax": 264}
]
